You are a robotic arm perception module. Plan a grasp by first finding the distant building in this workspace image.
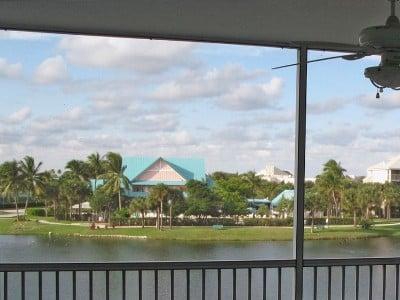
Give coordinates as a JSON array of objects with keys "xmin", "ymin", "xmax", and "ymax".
[
  {"xmin": 363, "ymin": 155, "xmax": 400, "ymax": 184},
  {"xmin": 257, "ymin": 165, "xmax": 294, "ymax": 183},
  {"xmin": 92, "ymin": 157, "xmax": 208, "ymax": 198}
]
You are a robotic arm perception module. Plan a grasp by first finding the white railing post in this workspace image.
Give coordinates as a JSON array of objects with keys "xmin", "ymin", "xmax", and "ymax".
[{"xmin": 293, "ymin": 46, "xmax": 307, "ymax": 300}]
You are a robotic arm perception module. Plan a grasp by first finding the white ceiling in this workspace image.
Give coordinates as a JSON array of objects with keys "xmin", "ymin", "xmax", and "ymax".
[{"xmin": 0, "ymin": 0, "xmax": 392, "ymax": 51}]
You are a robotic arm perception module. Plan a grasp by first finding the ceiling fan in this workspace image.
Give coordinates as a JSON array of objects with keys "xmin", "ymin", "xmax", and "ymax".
[{"xmin": 273, "ymin": 0, "xmax": 400, "ymax": 98}]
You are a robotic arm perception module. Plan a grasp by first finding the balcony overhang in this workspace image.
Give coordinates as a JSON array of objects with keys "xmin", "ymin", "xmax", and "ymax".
[{"xmin": 0, "ymin": 0, "xmax": 391, "ymax": 52}]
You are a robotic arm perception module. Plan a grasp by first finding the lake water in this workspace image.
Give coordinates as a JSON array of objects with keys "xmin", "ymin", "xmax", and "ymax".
[{"xmin": 1, "ymin": 236, "xmax": 400, "ymax": 299}]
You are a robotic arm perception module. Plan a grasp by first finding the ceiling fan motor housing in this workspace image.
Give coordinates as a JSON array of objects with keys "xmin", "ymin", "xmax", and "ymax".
[{"xmin": 365, "ymin": 65, "xmax": 400, "ymax": 89}]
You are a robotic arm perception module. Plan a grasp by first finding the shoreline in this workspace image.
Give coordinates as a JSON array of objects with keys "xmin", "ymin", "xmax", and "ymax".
[{"xmin": 0, "ymin": 218, "xmax": 399, "ymax": 241}]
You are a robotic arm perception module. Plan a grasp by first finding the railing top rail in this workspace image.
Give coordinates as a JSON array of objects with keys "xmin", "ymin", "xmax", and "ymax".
[
  {"xmin": 0, "ymin": 259, "xmax": 296, "ymax": 272},
  {"xmin": 304, "ymin": 257, "xmax": 400, "ymax": 267},
  {"xmin": 1, "ymin": 257, "xmax": 399, "ymax": 272}
]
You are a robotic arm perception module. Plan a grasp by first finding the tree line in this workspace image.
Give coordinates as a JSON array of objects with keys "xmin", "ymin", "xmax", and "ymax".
[{"xmin": 1, "ymin": 153, "xmax": 399, "ymax": 230}]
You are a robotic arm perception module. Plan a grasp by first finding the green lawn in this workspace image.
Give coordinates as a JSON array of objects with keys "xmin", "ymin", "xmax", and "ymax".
[{"xmin": 0, "ymin": 218, "xmax": 398, "ymax": 241}]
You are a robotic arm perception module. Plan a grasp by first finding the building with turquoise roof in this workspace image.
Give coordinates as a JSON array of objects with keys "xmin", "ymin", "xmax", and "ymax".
[{"xmin": 122, "ymin": 157, "xmax": 208, "ymax": 198}]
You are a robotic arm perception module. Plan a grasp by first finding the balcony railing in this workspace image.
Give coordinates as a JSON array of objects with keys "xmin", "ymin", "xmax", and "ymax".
[
  {"xmin": 391, "ymin": 174, "xmax": 400, "ymax": 182},
  {"xmin": 1, "ymin": 257, "xmax": 399, "ymax": 300}
]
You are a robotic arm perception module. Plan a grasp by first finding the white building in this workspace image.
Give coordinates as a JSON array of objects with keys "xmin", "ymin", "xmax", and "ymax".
[
  {"xmin": 257, "ymin": 165, "xmax": 294, "ymax": 184},
  {"xmin": 363, "ymin": 155, "xmax": 400, "ymax": 184}
]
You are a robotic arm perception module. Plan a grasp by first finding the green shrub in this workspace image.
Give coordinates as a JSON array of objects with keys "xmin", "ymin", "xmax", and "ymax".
[
  {"xmin": 243, "ymin": 218, "xmax": 293, "ymax": 226},
  {"xmin": 26, "ymin": 208, "xmax": 46, "ymax": 217},
  {"xmin": 359, "ymin": 219, "xmax": 374, "ymax": 230}
]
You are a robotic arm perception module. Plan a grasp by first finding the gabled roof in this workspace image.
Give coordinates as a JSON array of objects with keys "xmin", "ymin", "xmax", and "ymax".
[
  {"xmin": 271, "ymin": 190, "xmax": 294, "ymax": 207},
  {"xmin": 123, "ymin": 156, "xmax": 206, "ymax": 182}
]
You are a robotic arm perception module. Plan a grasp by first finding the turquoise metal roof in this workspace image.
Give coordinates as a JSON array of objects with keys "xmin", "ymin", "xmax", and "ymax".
[
  {"xmin": 271, "ymin": 190, "xmax": 294, "ymax": 207},
  {"xmin": 123, "ymin": 156, "xmax": 206, "ymax": 182}
]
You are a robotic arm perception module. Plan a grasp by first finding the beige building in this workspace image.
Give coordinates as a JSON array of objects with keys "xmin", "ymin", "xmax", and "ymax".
[{"xmin": 363, "ymin": 155, "xmax": 400, "ymax": 184}]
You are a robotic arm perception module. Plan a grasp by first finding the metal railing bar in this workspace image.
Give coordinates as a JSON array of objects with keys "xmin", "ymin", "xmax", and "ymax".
[
  {"xmin": 155, "ymin": 269, "xmax": 158, "ymax": 300},
  {"xmin": 106, "ymin": 270, "xmax": 109, "ymax": 300},
  {"xmin": 232, "ymin": 268, "xmax": 236, "ymax": 300},
  {"xmin": 170, "ymin": 269, "xmax": 174, "ymax": 300},
  {"xmin": 89, "ymin": 270, "xmax": 93, "ymax": 300},
  {"xmin": 355, "ymin": 266, "xmax": 359, "ymax": 300},
  {"xmin": 138, "ymin": 270, "xmax": 142, "ymax": 300},
  {"xmin": 72, "ymin": 270, "xmax": 76, "ymax": 300},
  {"xmin": 263, "ymin": 268, "xmax": 266, "ymax": 300},
  {"xmin": 201, "ymin": 268, "xmax": 205, "ymax": 300},
  {"xmin": 313, "ymin": 266, "xmax": 317, "ymax": 300},
  {"xmin": 217, "ymin": 268, "xmax": 221, "ymax": 300},
  {"xmin": 55, "ymin": 271, "xmax": 59, "ymax": 300},
  {"xmin": 3, "ymin": 271, "xmax": 7, "ymax": 300},
  {"xmin": 328, "ymin": 266, "xmax": 331, "ymax": 300},
  {"xmin": 278, "ymin": 267, "xmax": 282, "ymax": 300},
  {"xmin": 186, "ymin": 269, "xmax": 190, "ymax": 300},
  {"xmin": 38, "ymin": 271, "xmax": 42, "ymax": 300},
  {"xmin": 396, "ymin": 264, "xmax": 399, "ymax": 300},
  {"xmin": 382, "ymin": 264, "xmax": 386, "ymax": 300},
  {"xmin": 341, "ymin": 266, "xmax": 345, "ymax": 300},
  {"xmin": 21, "ymin": 271, "xmax": 25, "ymax": 300},
  {"xmin": 369, "ymin": 265, "xmax": 373, "ymax": 300},
  {"xmin": 122, "ymin": 270, "xmax": 126, "ymax": 300},
  {"xmin": 248, "ymin": 268, "xmax": 252, "ymax": 300},
  {"xmin": 0, "ymin": 259, "xmax": 296, "ymax": 272}
]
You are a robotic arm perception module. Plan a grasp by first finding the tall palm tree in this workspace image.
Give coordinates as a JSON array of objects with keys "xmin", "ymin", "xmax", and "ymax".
[
  {"xmin": 0, "ymin": 160, "xmax": 22, "ymax": 220},
  {"xmin": 19, "ymin": 156, "xmax": 46, "ymax": 213},
  {"xmin": 166, "ymin": 188, "xmax": 184, "ymax": 229},
  {"xmin": 149, "ymin": 184, "xmax": 169, "ymax": 230},
  {"xmin": 315, "ymin": 159, "xmax": 346, "ymax": 220},
  {"xmin": 42, "ymin": 170, "xmax": 60, "ymax": 217},
  {"xmin": 130, "ymin": 197, "xmax": 149, "ymax": 228},
  {"xmin": 242, "ymin": 171, "xmax": 263, "ymax": 198},
  {"xmin": 99, "ymin": 152, "xmax": 130, "ymax": 209},
  {"xmin": 65, "ymin": 159, "xmax": 90, "ymax": 182},
  {"xmin": 87, "ymin": 152, "xmax": 104, "ymax": 190}
]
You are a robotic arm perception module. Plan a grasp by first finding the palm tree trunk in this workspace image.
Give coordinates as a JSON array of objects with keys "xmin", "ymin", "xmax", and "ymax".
[
  {"xmin": 24, "ymin": 191, "xmax": 31, "ymax": 215},
  {"xmin": 141, "ymin": 211, "xmax": 145, "ymax": 228},
  {"xmin": 79, "ymin": 202, "xmax": 82, "ymax": 220},
  {"xmin": 160, "ymin": 201, "xmax": 163, "ymax": 229},
  {"xmin": 14, "ymin": 195, "xmax": 19, "ymax": 221},
  {"xmin": 44, "ymin": 199, "xmax": 48, "ymax": 217},
  {"xmin": 118, "ymin": 190, "xmax": 122, "ymax": 210},
  {"xmin": 169, "ymin": 203, "xmax": 173, "ymax": 229},
  {"xmin": 388, "ymin": 205, "xmax": 391, "ymax": 220},
  {"xmin": 311, "ymin": 211, "xmax": 314, "ymax": 233},
  {"xmin": 353, "ymin": 210, "xmax": 357, "ymax": 227}
]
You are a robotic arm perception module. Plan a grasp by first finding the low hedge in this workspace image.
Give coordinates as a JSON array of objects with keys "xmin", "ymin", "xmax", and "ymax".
[
  {"xmin": 243, "ymin": 218, "xmax": 293, "ymax": 226},
  {"xmin": 26, "ymin": 207, "xmax": 54, "ymax": 217},
  {"xmin": 305, "ymin": 218, "xmax": 354, "ymax": 226}
]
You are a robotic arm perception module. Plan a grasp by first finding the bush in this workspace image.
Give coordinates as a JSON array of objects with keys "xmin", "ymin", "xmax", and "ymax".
[
  {"xmin": 359, "ymin": 219, "xmax": 374, "ymax": 230},
  {"xmin": 305, "ymin": 218, "xmax": 354, "ymax": 226},
  {"xmin": 243, "ymin": 218, "xmax": 293, "ymax": 226},
  {"xmin": 26, "ymin": 208, "xmax": 46, "ymax": 217}
]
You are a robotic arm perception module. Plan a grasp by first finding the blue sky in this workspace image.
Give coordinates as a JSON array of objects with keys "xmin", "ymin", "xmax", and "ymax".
[{"xmin": 0, "ymin": 31, "xmax": 398, "ymax": 177}]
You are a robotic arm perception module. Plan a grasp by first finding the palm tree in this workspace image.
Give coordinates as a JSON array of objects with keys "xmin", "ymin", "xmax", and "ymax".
[
  {"xmin": 166, "ymin": 188, "xmax": 184, "ymax": 229},
  {"xmin": 130, "ymin": 197, "xmax": 148, "ymax": 228},
  {"xmin": 87, "ymin": 152, "xmax": 104, "ymax": 190},
  {"xmin": 242, "ymin": 171, "xmax": 263, "ymax": 198},
  {"xmin": 42, "ymin": 170, "xmax": 60, "ymax": 218},
  {"xmin": 381, "ymin": 182, "xmax": 399, "ymax": 219},
  {"xmin": 65, "ymin": 159, "xmax": 90, "ymax": 182},
  {"xmin": 315, "ymin": 160, "xmax": 346, "ymax": 220},
  {"xmin": 19, "ymin": 156, "xmax": 46, "ymax": 214},
  {"xmin": 99, "ymin": 152, "xmax": 130, "ymax": 209},
  {"xmin": 149, "ymin": 184, "xmax": 169, "ymax": 230},
  {"xmin": 0, "ymin": 161, "xmax": 22, "ymax": 220}
]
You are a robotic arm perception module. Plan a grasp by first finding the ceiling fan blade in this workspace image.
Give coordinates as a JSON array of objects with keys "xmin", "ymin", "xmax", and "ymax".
[{"xmin": 272, "ymin": 53, "xmax": 367, "ymax": 70}]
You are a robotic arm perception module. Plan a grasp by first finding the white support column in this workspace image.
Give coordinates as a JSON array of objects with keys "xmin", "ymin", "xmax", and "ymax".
[{"xmin": 293, "ymin": 47, "xmax": 307, "ymax": 300}]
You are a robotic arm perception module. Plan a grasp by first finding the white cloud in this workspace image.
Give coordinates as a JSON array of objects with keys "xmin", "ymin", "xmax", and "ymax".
[
  {"xmin": 217, "ymin": 77, "xmax": 283, "ymax": 111},
  {"xmin": 308, "ymin": 98, "xmax": 347, "ymax": 115},
  {"xmin": 0, "ymin": 58, "xmax": 22, "ymax": 78},
  {"xmin": 358, "ymin": 92, "xmax": 400, "ymax": 110},
  {"xmin": 34, "ymin": 56, "xmax": 68, "ymax": 84},
  {"xmin": 6, "ymin": 107, "xmax": 31, "ymax": 124},
  {"xmin": 151, "ymin": 65, "xmax": 261, "ymax": 102},
  {"xmin": 59, "ymin": 36, "xmax": 195, "ymax": 73}
]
